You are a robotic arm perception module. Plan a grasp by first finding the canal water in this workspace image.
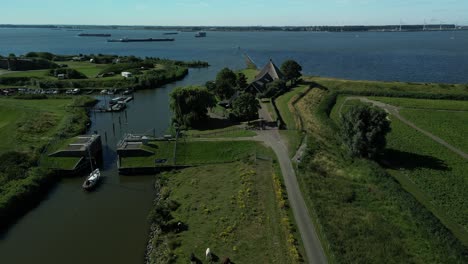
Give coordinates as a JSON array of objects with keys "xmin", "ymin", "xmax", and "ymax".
[{"xmin": 0, "ymin": 28, "xmax": 468, "ymax": 263}]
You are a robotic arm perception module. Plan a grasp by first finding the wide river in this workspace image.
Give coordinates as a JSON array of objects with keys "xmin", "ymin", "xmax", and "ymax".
[{"xmin": 0, "ymin": 28, "xmax": 467, "ymax": 264}]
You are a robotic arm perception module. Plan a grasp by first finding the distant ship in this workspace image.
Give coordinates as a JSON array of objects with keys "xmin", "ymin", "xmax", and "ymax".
[
  {"xmin": 163, "ymin": 32, "xmax": 179, "ymax": 35},
  {"xmin": 78, "ymin": 33, "xmax": 112, "ymax": 37},
  {"xmin": 107, "ymin": 38, "xmax": 175, "ymax": 42},
  {"xmin": 195, "ymin": 31, "xmax": 207, "ymax": 38}
]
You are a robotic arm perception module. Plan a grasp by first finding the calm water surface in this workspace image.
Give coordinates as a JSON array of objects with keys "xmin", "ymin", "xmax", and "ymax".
[{"xmin": 0, "ymin": 28, "xmax": 467, "ymax": 264}]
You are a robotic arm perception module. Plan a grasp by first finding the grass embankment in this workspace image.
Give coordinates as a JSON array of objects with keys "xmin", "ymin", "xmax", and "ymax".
[
  {"xmin": 332, "ymin": 95, "xmax": 468, "ymax": 242},
  {"xmin": 185, "ymin": 127, "xmax": 256, "ymax": 139},
  {"xmin": 0, "ymin": 96, "xmax": 94, "ymax": 229},
  {"xmin": 370, "ymin": 96, "xmax": 468, "ymax": 153},
  {"xmin": 273, "ymin": 84, "xmax": 311, "ymax": 157},
  {"xmin": 120, "ymin": 141, "xmax": 258, "ymax": 168},
  {"xmin": 147, "ymin": 144, "xmax": 303, "ymax": 263},
  {"xmin": 293, "ymin": 78, "xmax": 468, "ymax": 263}
]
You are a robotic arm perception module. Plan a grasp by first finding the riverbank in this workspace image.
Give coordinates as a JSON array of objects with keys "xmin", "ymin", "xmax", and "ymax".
[{"xmin": 0, "ymin": 96, "xmax": 96, "ymax": 230}]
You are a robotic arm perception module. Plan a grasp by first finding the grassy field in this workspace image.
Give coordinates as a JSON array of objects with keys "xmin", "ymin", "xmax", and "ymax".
[
  {"xmin": 65, "ymin": 61, "xmax": 108, "ymax": 77},
  {"xmin": 305, "ymin": 76, "xmax": 468, "ymax": 97},
  {"xmin": 185, "ymin": 126, "xmax": 256, "ymax": 139},
  {"xmin": 0, "ymin": 97, "xmax": 93, "ymax": 228},
  {"xmin": 384, "ymin": 116, "xmax": 468, "ymax": 235},
  {"xmin": 120, "ymin": 141, "xmax": 259, "ymax": 168},
  {"xmin": 329, "ymin": 94, "xmax": 468, "ymax": 244},
  {"xmin": 370, "ymin": 96, "xmax": 468, "ymax": 111},
  {"xmin": 1, "ymin": 61, "xmax": 125, "ymax": 80},
  {"xmin": 399, "ymin": 109, "xmax": 468, "ymax": 153},
  {"xmin": 148, "ymin": 158, "xmax": 301, "ymax": 263},
  {"xmin": 0, "ymin": 98, "xmax": 73, "ymax": 153},
  {"xmin": 292, "ymin": 81, "xmax": 468, "ymax": 262}
]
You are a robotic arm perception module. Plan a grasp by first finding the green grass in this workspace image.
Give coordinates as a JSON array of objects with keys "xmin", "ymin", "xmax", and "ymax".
[
  {"xmin": 384, "ymin": 116, "xmax": 468, "ymax": 234},
  {"xmin": 0, "ymin": 69, "xmax": 50, "ymax": 78},
  {"xmin": 399, "ymin": 109, "xmax": 468, "ymax": 153},
  {"xmin": 305, "ymin": 76, "xmax": 468, "ymax": 97},
  {"xmin": 262, "ymin": 99, "xmax": 278, "ymax": 121},
  {"xmin": 240, "ymin": 69, "xmax": 259, "ymax": 82},
  {"xmin": 275, "ymin": 85, "xmax": 309, "ymax": 130},
  {"xmin": 176, "ymin": 141, "xmax": 257, "ymax": 165},
  {"xmin": 279, "ymin": 130, "xmax": 303, "ymax": 158},
  {"xmin": 47, "ymin": 157, "xmax": 82, "ymax": 170},
  {"xmin": 120, "ymin": 141, "xmax": 176, "ymax": 168},
  {"xmin": 294, "ymin": 86, "xmax": 468, "ymax": 263},
  {"xmin": 370, "ymin": 96, "xmax": 468, "ymax": 111},
  {"xmin": 120, "ymin": 141, "xmax": 259, "ymax": 168},
  {"xmin": 151, "ymin": 160, "xmax": 297, "ymax": 264},
  {"xmin": 185, "ymin": 126, "xmax": 256, "ymax": 138},
  {"xmin": 0, "ymin": 98, "xmax": 72, "ymax": 153},
  {"xmin": 65, "ymin": 61, "xmax": 108, "ymax": 78}
]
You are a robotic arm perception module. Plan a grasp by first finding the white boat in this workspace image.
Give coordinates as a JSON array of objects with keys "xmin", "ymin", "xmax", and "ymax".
[{"xmin": 82, "ymin": 168, "xmax": 100, "ymax": 190}]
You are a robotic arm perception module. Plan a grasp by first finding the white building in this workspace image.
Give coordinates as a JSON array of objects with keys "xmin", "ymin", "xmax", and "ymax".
[{"xmin": 121, "ymin": 72, "xmax": 132, "ymax": 78}]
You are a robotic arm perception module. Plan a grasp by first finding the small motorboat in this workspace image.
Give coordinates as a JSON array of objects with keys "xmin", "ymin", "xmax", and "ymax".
[{"xmin": 82, "ymin": 168, "xmax": 100, "ymax": 191}]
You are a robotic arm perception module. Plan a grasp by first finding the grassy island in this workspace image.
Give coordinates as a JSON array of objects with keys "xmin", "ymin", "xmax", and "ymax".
[
  {"xmin": 0, "ymin": 52, "xmax": 209, "ymax": 91},
  {"xmin": 0, "ymin": 96, "xmax": 95, "ymax": 229}
]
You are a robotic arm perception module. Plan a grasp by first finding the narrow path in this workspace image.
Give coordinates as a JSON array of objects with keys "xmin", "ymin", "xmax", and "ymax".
[
  {"xmin": 344, "ymin": 96, "xmax": 468, "ymax": 161},
  {"xmin": 256, "ymin": 130, "xmax": 327, "ymax": 264},
  {"xmin": 193, "ymin": 131, "xmax": 327, "ymax": 263}
]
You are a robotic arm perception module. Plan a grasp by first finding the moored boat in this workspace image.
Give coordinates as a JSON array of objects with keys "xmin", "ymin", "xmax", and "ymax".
[
  {"xmin": 82, "ymin": 168, "xmax": 101, "ymax": 191},
  {"xmin": 195, "ymin": 31, "xmax": 206, "ymax": 38}
]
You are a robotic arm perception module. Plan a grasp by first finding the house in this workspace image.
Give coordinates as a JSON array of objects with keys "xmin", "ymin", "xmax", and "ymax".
[
  {"xmin": 246, "ymin": 59, "xmax": 284, "ymax": 94},
  {"xmin": 121, "ymin": 72, "xmax": 132, "ymax": 78},
  {"xmin": 57, "ymin": 73, "xmax": 66, "ymax": 80}
]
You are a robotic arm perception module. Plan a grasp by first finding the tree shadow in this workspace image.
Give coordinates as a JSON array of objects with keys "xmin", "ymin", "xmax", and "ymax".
[
  {"xmin": 380, "ymin": 149, "xmax": 449, "ymax": 171},
  {"xmin": 192, "ymin": 117, "xmax": 239, "ymax": 131}
]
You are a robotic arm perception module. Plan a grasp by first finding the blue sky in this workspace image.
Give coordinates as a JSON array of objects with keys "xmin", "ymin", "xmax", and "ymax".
[{"xmin": 1, "ymin": 0, "xmax": 467, "ymax": 26}]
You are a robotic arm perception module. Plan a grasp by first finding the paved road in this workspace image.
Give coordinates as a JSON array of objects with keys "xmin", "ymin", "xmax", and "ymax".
[
  {"xmin": 345, "ymin": 97, "xmax": 468, "ymax": 161},
  {"xmin": 256, "ymin": 130, "xmax": 327, "ymax": 264}
]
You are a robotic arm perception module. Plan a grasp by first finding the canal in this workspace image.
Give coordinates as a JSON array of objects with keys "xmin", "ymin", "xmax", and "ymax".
[{"xmin": 0, "ymin": 68, "xmax": 214, "ymax": 264}]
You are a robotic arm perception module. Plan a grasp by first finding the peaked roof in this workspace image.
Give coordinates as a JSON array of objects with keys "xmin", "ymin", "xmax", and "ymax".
[{"xmin": 253, "ymin": 59, "xmax": 284, "ymax": 82}]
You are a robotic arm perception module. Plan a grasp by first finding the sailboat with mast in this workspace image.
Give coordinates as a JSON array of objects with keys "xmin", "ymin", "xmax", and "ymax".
[{"xmin": 82, "ymin": 145, "xmax": 101, "ymax": 191}]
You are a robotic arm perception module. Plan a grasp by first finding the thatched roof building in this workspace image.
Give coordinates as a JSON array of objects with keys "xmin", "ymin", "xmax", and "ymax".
[{"xmin": 247, "ymin": 59, "xmax": 284, "ymax": 94}]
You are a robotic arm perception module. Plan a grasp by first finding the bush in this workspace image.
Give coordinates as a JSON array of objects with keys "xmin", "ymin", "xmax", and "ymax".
[{"xmin": 48, "ymin": 68, "xmax": 87, "ymax": 79}]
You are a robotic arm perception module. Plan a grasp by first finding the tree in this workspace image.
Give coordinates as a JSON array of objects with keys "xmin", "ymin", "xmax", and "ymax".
[
  {"xmin": 214, "ymin": 68, "xmax": 237, "ymax": 99},
  {"xmin": 216, "ymin": 68, "xmax": 237, "ymax": 87},
  {"xmin": 231, "ymin": 93, "xmax": 260, "ymax": 121},
  {"xmin": 170, "ymin": 86, "xmax": 216, "ymax": 128},
  {"xmin": 281, "ymin": 60, "xmax": 302, "ymax": 86},
  {"xmin": 215, "ymin": 80, "xmax": 236, "ymax": 100},
  {"xmin": 261, "ymin": 79, "xmax": 286, "ymax": 98},
  {"xmin": 237, "ymin": 72, "xmax": 248, "ymax": 91},
  {"xmin": 340, "ymin": 105, "xmax": 391, "ymax": 159}
]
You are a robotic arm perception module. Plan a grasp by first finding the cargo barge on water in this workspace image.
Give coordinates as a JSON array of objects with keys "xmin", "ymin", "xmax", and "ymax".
[
  {"xmin": 107, "ymin": 38, "xmax": 175, "ymax": 42},
  {"xmin": 78, "ymin": 33, "xmax": 112, "ymax": 37}
]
